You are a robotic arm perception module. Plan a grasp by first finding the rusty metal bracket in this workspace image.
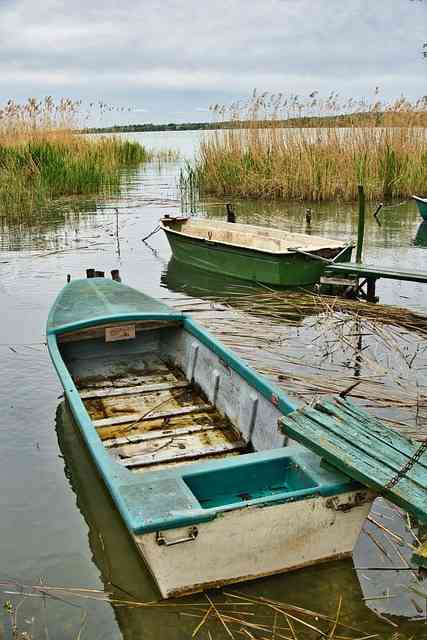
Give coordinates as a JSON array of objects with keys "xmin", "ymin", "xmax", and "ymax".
[{"xmin": 156, "ymin": 526, "xmax": 198, "ymax": 547}]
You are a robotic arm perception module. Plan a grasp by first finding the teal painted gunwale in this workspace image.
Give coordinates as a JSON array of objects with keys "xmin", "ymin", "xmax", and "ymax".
[
  {"xmin": 46, "ymin": 312, "xmax": 183, "ymax": 337},
  {"xmin": 47, "ymin": 280, "xmax": 358, "ymax": 534}
]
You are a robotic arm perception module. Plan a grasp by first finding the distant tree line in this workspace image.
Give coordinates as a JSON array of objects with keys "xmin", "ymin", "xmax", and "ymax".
[
  {"xmin": 82, "ymin": 122, "xmax": 232, "ymax": 133},
  {"xmin": 80, "ymin": 110, "xmax": 426, "ymax": 135}
]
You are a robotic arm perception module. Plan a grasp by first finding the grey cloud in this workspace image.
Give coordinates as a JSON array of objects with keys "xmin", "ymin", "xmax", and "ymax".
[{"xmin": 0, "ymin": 0, "xmax": 425, "ymax": 122}]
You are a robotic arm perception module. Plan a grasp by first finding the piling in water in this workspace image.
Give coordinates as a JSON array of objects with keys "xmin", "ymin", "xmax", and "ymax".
[{"xmin": 356, "ymin": 184, "xmax": 366, "ymax": 263}]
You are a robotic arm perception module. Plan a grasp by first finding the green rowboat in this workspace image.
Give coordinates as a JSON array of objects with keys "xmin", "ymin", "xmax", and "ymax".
[{"xmin": 161, "ymin": 217, "xmax": 352, "ymax": 286}]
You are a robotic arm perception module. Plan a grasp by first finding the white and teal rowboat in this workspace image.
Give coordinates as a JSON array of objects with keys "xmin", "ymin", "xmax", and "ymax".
[{"xmin": 47, "ymin": 277, "xmax": 373, "ymax": 598}]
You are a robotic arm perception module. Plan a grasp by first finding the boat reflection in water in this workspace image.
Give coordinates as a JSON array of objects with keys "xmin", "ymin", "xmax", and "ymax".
[
  {"xmin": 414, "ymin": 222, "xmax": 427, "ymax": 247},
  {"xmin": 56, "ymin": 402, "xmax": 201, "ymax": 640},
  {"xmin": 161, "ymin": 256, "xmax": 260, "ymax": 298},
  {"xmin": 161, "ymin": 257, "xmax": 320, "ymax": 327}
]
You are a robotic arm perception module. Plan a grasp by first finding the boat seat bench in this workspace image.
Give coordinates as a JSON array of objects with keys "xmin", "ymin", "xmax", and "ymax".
[{"xmin": 116, "ymin": 446, "xmax": 361, "ymax": 534}]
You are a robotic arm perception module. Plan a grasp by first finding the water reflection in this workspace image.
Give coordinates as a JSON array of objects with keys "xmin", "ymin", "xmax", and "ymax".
[
  {"xmin": 161, "ymin": 257, "xmax": 324, "ymax": 327},
  {"xmin": 56, "ymin": 403, "xmax": 423, "ymax": 639},
  {"xmin": 56, "ymin": 402, "xmax": 214, "ymax": 640},
  {"xmin": 1, "ymin": 134, "xmax": 427, "ymax": 640},
  {"xmin": 0, "ymin": 198, "xmax": 101, "ymax": 252},
  {"xmin": 161, "ymin": 257, "xmax": 260, "ymax": 298}
]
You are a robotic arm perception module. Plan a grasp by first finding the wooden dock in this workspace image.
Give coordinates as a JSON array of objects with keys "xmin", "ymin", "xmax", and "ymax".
[
  {"xmin": 281, "ymin": 396, "xmax": 427, "ymax": 522},
  {"xmin": 325, "ymin": 262, "xmax": 427, "ymax": 302}
]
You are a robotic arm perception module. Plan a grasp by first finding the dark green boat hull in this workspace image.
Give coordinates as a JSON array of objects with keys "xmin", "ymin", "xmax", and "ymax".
[
  {"xmin": 414, "ymin": 197, "xmax": 427, "ymax": 221},
  {"xmin": 164, "ymin": 231, "xmax": 352, "ymax": 286}
]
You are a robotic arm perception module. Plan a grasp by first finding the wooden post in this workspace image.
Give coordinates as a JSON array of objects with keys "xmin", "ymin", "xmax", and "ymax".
[
  {"xmin": 226, "ymin": 203, "xmax": 236, "ymax": 223},
  {"xmin": 366, "ymin": 277, "xmax": 378, "ymax": 303},
  {"xmin": 111, "ymin": 269, "xmax": 121, "ymax": 282},
  {"xmin": 356, "ymin": 184, "xmax": 365, "ymax": 263},
  {"xmin": 366, "ymin": 278, "xmax": 374, "ymax": 301}
]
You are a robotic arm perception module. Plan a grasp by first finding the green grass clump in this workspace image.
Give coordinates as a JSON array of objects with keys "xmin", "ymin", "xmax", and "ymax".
[
  {"xmin": 193, "ymin": 91, "xmax": 427, "ymax": 202},
  {"xmin": 0, "ymin": 98, "xmax": 151, "ymax": 215}
]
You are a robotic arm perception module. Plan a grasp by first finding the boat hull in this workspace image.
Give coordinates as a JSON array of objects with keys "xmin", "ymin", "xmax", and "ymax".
[
  {"xmin": 413, "ymin": 196, "xmax": 427, "ymax": 221},
  {"xmin": 135, "ymin": 489, "xmax": 372, "ymax": 598},
  {"xmin": 47, "ymin": 279, "xmax": 372, "ymax": 598},
  {"xmin": 164, "ymin": 230, "xmax": 352, "ymax": 286}
]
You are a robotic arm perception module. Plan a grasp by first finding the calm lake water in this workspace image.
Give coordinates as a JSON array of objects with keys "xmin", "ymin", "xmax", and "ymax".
[{"xmin": 0, "ymin": 130, "xmax": 426, "ymax": 639}]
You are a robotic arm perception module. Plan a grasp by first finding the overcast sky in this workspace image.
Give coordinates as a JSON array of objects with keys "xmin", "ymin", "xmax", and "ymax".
[{"xmin": 0, "ymin": 0, "xmax": 425, "ymax": 124}]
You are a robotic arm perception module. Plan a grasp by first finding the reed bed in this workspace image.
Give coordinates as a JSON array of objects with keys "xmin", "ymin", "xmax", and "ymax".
[
  {"xmin": 0, "ymin": 97, "xmax": 150, "ymax": 215},
  {"xmin": 166, "ymin": 290, "xmax": 427, "ymax": 439},
  {"xmin": 191, "ymin": 92, "xmax": 427, "ymax": 202},
  {"xmin": 0, "ymin": 579, "xmax": 405, "ymax": 639}
]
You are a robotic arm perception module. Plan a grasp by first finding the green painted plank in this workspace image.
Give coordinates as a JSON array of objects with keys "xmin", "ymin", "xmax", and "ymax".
[
  {"xmin": 302, "ymin": 405, "xmax": 427, "ymax": 491},
  {"xmin": 281, "ymin": 408, "xmax": 427, "ymax": 522},
  {"xmin": 325, "ymin": 263, "xmax": 427, "ymax": 283},
  {"xmin": 283, "ymin": 410, "xmax": 427, "ymax": 521},
  {"xmin": 320, "ymin": 397, "xmax": 427, "ymax": 472}
]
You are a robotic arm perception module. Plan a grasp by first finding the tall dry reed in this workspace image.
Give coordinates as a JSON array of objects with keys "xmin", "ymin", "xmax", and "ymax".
[
  {"xmin": 194, "ymin": 91, "xmax": 427, "ymax": 202},
  {"xmin": 0, "ymin": 97, "xmax": 150, "ymax": 214}
]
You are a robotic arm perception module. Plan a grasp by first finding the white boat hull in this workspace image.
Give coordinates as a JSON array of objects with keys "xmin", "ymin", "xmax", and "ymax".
[{"xmin": 135, "ymin": 489, "xmax": 373, "ymax": 598}]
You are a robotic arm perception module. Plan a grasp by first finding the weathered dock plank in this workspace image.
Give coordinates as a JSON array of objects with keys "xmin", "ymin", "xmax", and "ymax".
[
  {"xmin": 280, "ymin": 396, "xmax": 427, "ymax": 522},
  {"xmin": 325, "ymin": 262, "xmax": 427, "ymax": 284}
]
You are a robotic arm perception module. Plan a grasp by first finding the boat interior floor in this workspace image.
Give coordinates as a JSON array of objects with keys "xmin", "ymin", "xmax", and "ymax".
[
  {"xmin": 73, "ymin": 353, "xmax": 248, "ymax": 473},
  {"xmin": 164, "ymin": 219, "xmax": 345, "ymax": 254}
]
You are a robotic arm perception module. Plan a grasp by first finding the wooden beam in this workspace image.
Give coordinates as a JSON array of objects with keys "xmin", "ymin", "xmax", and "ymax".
[
  {"xmin": 281, "ymin": 396, "xmax": 427, "ymax": 522},
  {"xmin": 325, "ymin": 262, "xmax": 427, "ymax": 284},
  {"xmin": 118, "ymin": 440, "xmax": 246, "ymax": 468},
  {"xmin": 93, "ymin": 404, "xmax": 213, "ymax": 428},
  {"xmin": 104, "ymin": 423, "xmax": 219, "ymax": 448},
  {"xmin": 80, "ymin": 380, "xmax": 189, "ymax": 400},
  {"xmin": 59, "ymin": 320, "xmax": 181, "ymax": 343}
]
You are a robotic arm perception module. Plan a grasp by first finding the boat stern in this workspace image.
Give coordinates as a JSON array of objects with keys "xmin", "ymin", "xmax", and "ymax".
[{"xmin": 128, "ymin": 447, "xmax": 373, "ymax": 598}]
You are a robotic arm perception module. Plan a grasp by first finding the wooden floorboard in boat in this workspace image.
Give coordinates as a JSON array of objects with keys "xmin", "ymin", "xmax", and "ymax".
[
  {"xmin": 77, "ymin": 355, "xmax": 246, "ymax": 472},
  {"xmin": 80, "ymin": 380, "xmax": 189, "ymax": 400},
  {"xmin": 133, "ymin": 452, "xmax": 241, "ymax": 475},
  {"xmin": 85, "ymin": 386, "xmax": 202, "ymax": 422},
  {"xmin": 114, "ymin": 426, "xmax": 242, "ymax": 460},
  {"xmin": 92, "ymin": 404, "xmax": 213, "ymax": 428},
  {"xmin": 76, "ymin": 367, "xmax": 183, "ymax": 392},
  {"xmin": 71, "ymin": 352, "xmax": 183, "ymax": 391},
  {"xmin": 96, "ymin": 410, "xmax": 217, "ymax": 441},
  {"xmin": 118, "ymin": 440, "xmax": 247, "ymax": 469},
  {"xmin": 104, "ymin": 423, "xmax": 220, "ymax": 448}
]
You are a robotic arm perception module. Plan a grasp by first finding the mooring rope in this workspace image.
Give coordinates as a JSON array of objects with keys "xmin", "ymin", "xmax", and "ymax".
[{"xmin": 141, "ymin": 224, "xmax": 161, "ymax": 243}]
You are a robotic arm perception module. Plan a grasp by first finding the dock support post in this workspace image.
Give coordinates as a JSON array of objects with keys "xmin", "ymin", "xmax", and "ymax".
[
  {"xmin": 356, "ymin": 184, "xmax": 365, "ymax": 263},
  {"xmin": 366, "ymin": 278, "xmax": 378, "ymax": 303}
]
